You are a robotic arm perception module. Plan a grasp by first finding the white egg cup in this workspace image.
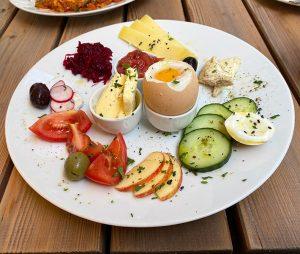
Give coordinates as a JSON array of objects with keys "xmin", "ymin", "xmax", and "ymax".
[
  {"xmin": 89, "ymin": 86, "xmax": 142, "ymax": 134},
  {"xmin": 144, "ymin": 100, "xmax": 198, "ymax": 132}
]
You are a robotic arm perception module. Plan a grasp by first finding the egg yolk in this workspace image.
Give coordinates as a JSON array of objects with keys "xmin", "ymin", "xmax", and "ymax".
[{"xmin": 155, "ymin": 68, "xmax": 181, "ymax": 82}]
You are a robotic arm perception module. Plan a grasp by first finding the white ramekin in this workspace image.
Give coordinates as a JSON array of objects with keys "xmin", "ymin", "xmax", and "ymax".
[{"xmin": 89, "ymin": 86, "xmax": 142, "ymax": 134}]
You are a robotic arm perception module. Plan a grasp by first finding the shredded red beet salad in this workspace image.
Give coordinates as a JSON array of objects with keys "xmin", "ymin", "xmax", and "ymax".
[{"xmin": 63, "ymin": 41, "xmax": 112, "ymax": 84}]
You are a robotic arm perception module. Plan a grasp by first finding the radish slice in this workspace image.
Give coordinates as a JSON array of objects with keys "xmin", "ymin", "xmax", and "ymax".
[
  {"xmin": 71, "ymin": 93, "xmax": 84, "ymax": 110},
  {"xmin": 52, "ymin": 80, "xmax": 65, "ymax": 88},
  {"xmin": 50, "ymin": 84, "xmax": 74, "ymax": 102},
  {"xmin": 50, "ymin": 100, "xmax": 75, "ymax": 112}
]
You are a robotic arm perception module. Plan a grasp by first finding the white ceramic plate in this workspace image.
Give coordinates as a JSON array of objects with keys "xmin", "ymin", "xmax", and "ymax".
[
  {"xmin": 5, "ymin": 21, "xmax": 294, "ymax": 227},
  {"xmin": 275, "ymin": 0, "xmax": 300, "ymax": 6},
  {"xmin": 9, "ymin": 0, "xmax": 135, "ymax": 17}
]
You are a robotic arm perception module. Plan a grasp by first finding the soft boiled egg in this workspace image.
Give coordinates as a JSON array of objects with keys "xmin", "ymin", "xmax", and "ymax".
[
  {"xmin": 142, "ymin": 60, "xmax": 199, "ymax": 116},
  {"xmin": 225, "ymin": 112, "xmax": 275, "ymax": 145}
]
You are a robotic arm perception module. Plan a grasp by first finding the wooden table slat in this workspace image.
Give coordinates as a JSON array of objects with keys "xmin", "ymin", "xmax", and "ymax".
[
  {"xmin": 0, "ymin": 0, "xmax": 17, "ymax": 36},
  {"xmin": 244, "ymin": 0, "xmax": 300, "ymax": 102},
  {"xmin": 110, "ymin": 1, "xmax": 232, "ymax": 252},
  {"xmin": 0, "ymin": 169, "xmax": 102, "ymax": 253}
]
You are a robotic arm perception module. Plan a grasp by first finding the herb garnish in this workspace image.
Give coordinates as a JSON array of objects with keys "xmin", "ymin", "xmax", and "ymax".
[
  {"xmin": 38, "ymin": 114, "xmax": 47, "ymax": 118},
  {"xmin": 162, "ymin": 132, "xmax": 172, "ymax": 136},
  {"xmin": 134, "ymin": 184, "xmax": 145, "ymax": 192},
  {"xmin": 122, "ymin": 63, "xmax": 130, "ymax": 70},
  {"xmin": 172, "ymin": 80, "xmax": 179, "ymax": 84},
  {"xmin": 202, "ymin": 176, "xmax": 213, "ymax": 180},
  {"xmin": 117, "ymin": 166, "xmax": 125, "ymax": 179},
  {"xmin": 221, "ymin": 172, "xmax": 228, "ymax": 178},
  {"xmin": 127, "ymin": 157, "xmax": 135, "ymax": 166},
  {"xmin": 201, "ymin": 180, "xmax": 208, "ymax": 184},
  {"xmin": 270, "ymin": 114, "xmax": 280, "ymax": 119},
  {"xmin": 137, "ymin": 166, "xmax": 145, "ymax": 173}
]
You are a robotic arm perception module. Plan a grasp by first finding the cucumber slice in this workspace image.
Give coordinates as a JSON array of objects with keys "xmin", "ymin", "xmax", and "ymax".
[
  {"xmin": 184, "ymin": 114, "xmax": 230, "ymax": 138},
  {"xmin": 178, "ymin": 128, "xmax": 232, "ymax": 172},
  {"xmin": 223, "ymin": 97, "xmax": 257, "ymax": 113},
  {"xmin": 197, "ymin": 103, "xmax": 232, "ymax": 119}
]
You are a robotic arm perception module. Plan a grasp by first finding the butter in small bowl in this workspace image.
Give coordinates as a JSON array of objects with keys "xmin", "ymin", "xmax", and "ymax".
[{"xmin": 89, "ymin": 70, "xmax": 142, "ymax": 134}]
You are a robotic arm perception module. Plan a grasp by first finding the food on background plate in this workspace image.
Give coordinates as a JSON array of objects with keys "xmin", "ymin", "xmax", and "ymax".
[
  {"xmin": 143, "ymin": 60, "xmax": 199, "ymax": 116},
  {"xmin": 35, "ymin": 0, "xmax": 123, "ymax": 12},
  {"xmin": 199, "ymin": 56, "xmax": 241, "ymax": 97},
  {"xmin": 29, "ymin": 110, "xmax": 92, "ymax": 142},
  {"xmin": 63, "ymin": 42, "xmax": 112, "ymax": 84},
  {"xmin": 116, "ymin": 152, "xmax": 182, "ymax": 201},
  {"xmin": 96, "ymin": 68, "xmax": 138, "ymax": 118},
  {"xmin": 29, "ymin": 83, "xmax": 51, "ymax": 109},
  {"xmin": 119, "ymin": 15, "xmax": 196, "ymax": 61},
  {"xmin": 116, "ymin": 50, "xmax": 162, "ymax": 78},
  {"xmin": 225, "ymin": 112, "xmax": 275, "ymax": 145}
]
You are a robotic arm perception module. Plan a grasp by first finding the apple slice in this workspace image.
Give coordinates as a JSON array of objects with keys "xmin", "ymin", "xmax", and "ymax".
[
  {"xmin": 156, "ymin": 155, "xmax": 182, "ymax": 201},
  {"xmin": 115, "ymin": 152, "xmax": 164, "ymax": 191},
  {"xmin": 133, "ymin": 153, "xmax": 173, "ymax": 198}
]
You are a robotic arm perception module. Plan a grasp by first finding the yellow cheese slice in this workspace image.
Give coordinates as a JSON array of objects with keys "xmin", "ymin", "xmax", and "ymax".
[
  {"xmin": 119, "ymin": 26, "xmax": 194, "ymax": 60},
  {"xmin": 95, "ymin": 73, "xmax": 126, "ymax": 118},
  {"xmin": 131, "ymin": 19, "xmax": 193, "ymax": 55}
]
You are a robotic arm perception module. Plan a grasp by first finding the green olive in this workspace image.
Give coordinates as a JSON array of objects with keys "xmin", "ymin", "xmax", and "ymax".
[{"xmin": 65, "ymin": 152, "xmax": 90, "ymax": 181}]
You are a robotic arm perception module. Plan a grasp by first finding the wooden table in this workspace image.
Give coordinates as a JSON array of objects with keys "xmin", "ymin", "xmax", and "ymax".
[{"xmin": 0, "ymin": 0, "xmax": 299, "ymax": 253}]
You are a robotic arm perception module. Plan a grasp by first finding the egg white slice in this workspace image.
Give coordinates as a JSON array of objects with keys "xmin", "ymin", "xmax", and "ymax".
[{"xmin": 225, "ymin": 112, "xmax": 275, "ymax": 145}]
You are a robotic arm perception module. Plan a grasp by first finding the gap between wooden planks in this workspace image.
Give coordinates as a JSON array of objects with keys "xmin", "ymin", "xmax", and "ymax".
[
  {"xmin": 0, "ymin": 0, "xmax": 17, "ymax": 37},
  {"xmin": 184, "ymin": 0, "xmax": 300, "ymax": 252},
  {"xmin": 110, "ymin": 1, "xmax": 233, "ymax": 253},
  {"xmin": 0, "ymin": 8, "xmax": 124, "ymax": 254}
]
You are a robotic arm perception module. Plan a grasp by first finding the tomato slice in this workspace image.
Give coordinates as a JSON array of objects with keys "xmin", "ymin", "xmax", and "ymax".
[
  {"xmin": 85, "ymin": 133, "xmax": 127, "ymax": 186},
  {"xmin": 83, "ymin": 141, "xmax": 104, "ymax": 162},
  {"xmin": 66, "ymin": 123, "xmax": 103, "ymax": 161},
  {"xmin": 85, "ymin": 152, "xmax": 122, "ymax": 185},
  {"xmin": 66, "ymin": 124, "xmax": 91, "ymax": 153},
  {"xmin": 107, "ymin": 133, "xmax": 127, "ymax": 171},
  {"xmin": 29, "ymin": 110, "xmax": 92, "ymax": 142}
]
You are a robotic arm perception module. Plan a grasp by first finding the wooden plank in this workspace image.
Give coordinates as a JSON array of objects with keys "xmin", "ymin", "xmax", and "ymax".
[
  {"xmin": 0, "ymin": 0, "xmax": 16, "ymax": 36},
  {"xmin": 185, "ymin": 0, "xmax": 300, "ymax": 252},
  {"xmin": 60, "ymin": 7, "xmax": 123, "ymax": 44},
  {"xmin": 127, "ymin": 0, "xmax": 185, "ymax": 21},
  {"xmin": 111, "ymin": 1, "xmax": 232, "ymax": 253},
  {"xmin": 111, "ymin": 212, "xmax": 232, "ymax": 254},
  {"xmin": 0, "ymin": 12, "xmax": 62, "ymax": 187},
  {"xmin": 0, "ymin": 8, "xmax": 125, "ymax": 254},
  {"xmin": 244, "ymin": 0, "xmax": 300, "ymax": 102},
  {"xmin": 0, "ymin": 169, "xmax": 102, "ymax": 253}
]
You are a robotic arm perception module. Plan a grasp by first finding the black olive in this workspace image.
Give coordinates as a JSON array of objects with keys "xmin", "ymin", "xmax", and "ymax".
[
  {"xmin": 29, "ymin": 83, "xmax": 50, "ymax": 109},
  {"xmin": 183, "ymin": 57, "xmax": 198, "ymax": 71}
]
